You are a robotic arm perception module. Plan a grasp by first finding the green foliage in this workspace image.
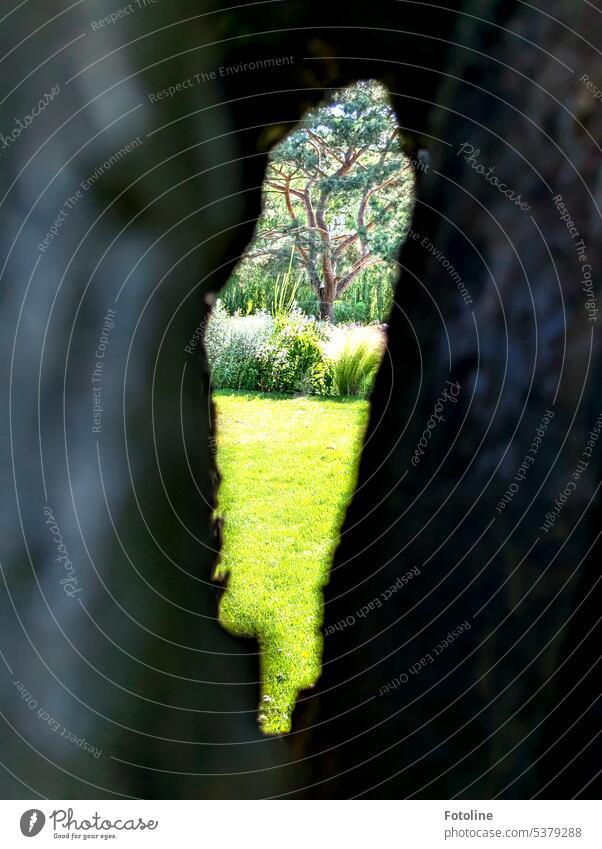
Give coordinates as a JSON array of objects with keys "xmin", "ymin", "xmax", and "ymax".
[
  {"xmin": 333, "ymin": 299, "xmax": 370, "ymax": 324},
  {"xmin": 219, "ymin": 265, "xmax": 394, "ymax": 325},
  {"xmin": 205, "ymin": 304, "xmax": 328, "ymax": 395},
  {"xmin": 240, "ymin": 79, "xmax": 413, "ymax": 315},
  {"xmin": 336, "ymin": 264, "xmax": 395, "ymax": 324},
  {"xmin": 220, "ymin": 256, "xmax": 307, "ymax": 318},
  {"xmin": 219, "ymin": 271, "xmax": 268, "ymax": 315},
  {"xmin": 205, "ymin": 306, "xmax": 385, "ymax": 398},
  {"xmin": 270, "ymin": 249, "xmax": 301, "ymax": 317},
  {"xmin": 258, "ymin": 312, "xmax": 328, "ymax": 394}
]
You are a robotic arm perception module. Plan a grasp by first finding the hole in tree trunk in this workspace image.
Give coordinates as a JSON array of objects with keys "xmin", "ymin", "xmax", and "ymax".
[{"xmin": 203, "ymin": 80, "xmax": 415, "ymax": 733}]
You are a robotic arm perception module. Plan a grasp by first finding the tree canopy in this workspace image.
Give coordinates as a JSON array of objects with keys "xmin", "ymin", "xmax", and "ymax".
[{"xmin": 245, "ymin": 80, "xmax": 414, "ymax": 319}]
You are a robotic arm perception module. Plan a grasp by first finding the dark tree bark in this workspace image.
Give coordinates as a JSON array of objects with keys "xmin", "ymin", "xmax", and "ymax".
[{"xmin": 297, "ymin": 0, "xmax": 602, "ymax": 800}]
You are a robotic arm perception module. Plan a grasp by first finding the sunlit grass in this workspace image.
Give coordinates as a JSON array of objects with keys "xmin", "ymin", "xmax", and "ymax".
[{"xmin": 213, "ymin": 390, "xmax": 369, "ymax": 733}]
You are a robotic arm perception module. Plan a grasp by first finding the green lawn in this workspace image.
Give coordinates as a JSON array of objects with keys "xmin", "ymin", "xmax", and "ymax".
[{"xmin": 213, "ymin": 391, "xmax": 369, "ymax": 734}]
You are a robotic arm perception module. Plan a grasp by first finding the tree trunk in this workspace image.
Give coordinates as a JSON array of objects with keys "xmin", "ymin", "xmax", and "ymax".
[
  {"xmin": 318, "ymin": 278, "xmax": 337, "ymax": 321},
  {"xmin": 299, "ymin": 0, "xmax": 602, "ymax": 801},
  {"xmin": 319, "ymin": 296, "xmax": 333, "ymax": 321}
]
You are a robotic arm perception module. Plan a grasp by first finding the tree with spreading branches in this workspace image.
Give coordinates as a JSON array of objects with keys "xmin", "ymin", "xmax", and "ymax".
[{"xmin": 245, "ymin": 81, "xmax": 414, "ymax": 320}]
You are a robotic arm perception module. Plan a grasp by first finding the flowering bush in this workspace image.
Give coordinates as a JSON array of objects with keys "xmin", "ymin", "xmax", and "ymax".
[{"xmin": 204, "ymin": 302, "xmax": 274, "ymax": 390}]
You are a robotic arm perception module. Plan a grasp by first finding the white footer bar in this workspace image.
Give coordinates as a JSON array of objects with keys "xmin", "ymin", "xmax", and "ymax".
[{"xmin": 0, "ymin": 800, "xmax": 599, "ymax": 848}]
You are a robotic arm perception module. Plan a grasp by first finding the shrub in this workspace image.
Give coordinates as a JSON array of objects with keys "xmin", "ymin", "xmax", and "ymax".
[
  {"xmin": 205, "ymin": 304, "xmax": 328, "ymax": 394},
  {"xmin": 352, "ymin": 301, "xmax": 369, "ymax": 323},
  {"xmin": 204, "ymin": 302, "xmax": 274, "ymax": 390},
  {"xmin": 205, "ymin": 305, "xmax": 385, "ymax": 397},
  {"xmin": 333, "ymin": 300, "xmax": 370, "ymax": 325},
  {"xmin": 323, "ymin": 325, "xmax": 384, "ymax": 397},
  {"xmin": 333, "ymin": 301, "xmax": 354, "ymax": 324},
  {"xmin": 258, "ymin": 311, "xmax": 328, "ymax": 394}
]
